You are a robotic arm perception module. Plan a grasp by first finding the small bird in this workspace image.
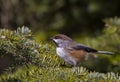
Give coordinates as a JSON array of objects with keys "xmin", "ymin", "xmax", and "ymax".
[{"xmin": 51, "ymin": 34, "xmax": 113, "ymax": 66}]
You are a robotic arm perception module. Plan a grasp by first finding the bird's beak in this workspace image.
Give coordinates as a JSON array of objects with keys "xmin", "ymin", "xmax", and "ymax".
[{"xmin": 50, "ymin": 37, "xmax": 56, "ymax": 43}]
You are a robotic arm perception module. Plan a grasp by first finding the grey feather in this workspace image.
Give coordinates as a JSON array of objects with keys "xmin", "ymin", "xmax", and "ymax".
[
  {"xmin": 69, "ymin": 44, "xmax": 113, "ymax": 55},
  {"xmin": 96, "ymin": 51, "xmax": 113, "ymax": 55},
  {"xmin": 70, "ymin": 44, "xmax": 98, "ymax": 53}
]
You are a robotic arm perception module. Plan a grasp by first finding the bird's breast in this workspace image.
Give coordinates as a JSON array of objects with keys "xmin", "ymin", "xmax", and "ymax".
[{"xmin": 56, "ymin": 47, "xmax": 68, "ymax": 58}]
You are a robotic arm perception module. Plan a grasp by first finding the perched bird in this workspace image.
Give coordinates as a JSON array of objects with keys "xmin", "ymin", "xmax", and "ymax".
[{"xmin": 51, "ymin": 34, "xmax": 113, "ymax": 66}]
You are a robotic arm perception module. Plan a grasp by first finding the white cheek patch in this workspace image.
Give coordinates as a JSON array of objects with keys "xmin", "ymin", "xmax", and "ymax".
[
  {"xmin": 53, "ymin": 39, "xmax": 58, "ymax": 43},
  {"xmin": 53, "ymin": 39, "xmax": 64, "ymax": 47},
  {"xmin": 53, "ymin": 39, "xmax": 62, "ymax": 43}
]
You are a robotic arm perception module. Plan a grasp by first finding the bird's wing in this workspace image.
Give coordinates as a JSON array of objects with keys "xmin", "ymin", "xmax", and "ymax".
[{"xmin": 67, "ymin": 44, "xmax": 98, "ymax": 53}]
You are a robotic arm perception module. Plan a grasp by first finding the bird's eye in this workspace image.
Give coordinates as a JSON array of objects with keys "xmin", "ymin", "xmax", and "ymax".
[{"xmin": 54, "ymin": 36, "xmax": 60, "ymax": 39}]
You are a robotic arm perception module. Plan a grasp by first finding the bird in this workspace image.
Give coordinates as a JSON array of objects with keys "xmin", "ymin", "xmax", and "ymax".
[{"xmin": 51, "ymin": 34, "xmax": 113, "ymax": 66}]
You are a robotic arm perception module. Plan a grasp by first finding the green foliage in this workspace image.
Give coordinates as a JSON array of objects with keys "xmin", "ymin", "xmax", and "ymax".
[
  {"xmin": 0, "ymin": 66, "xmax": 120, "ymax": 82},
  {"xmin": 0, "ymin": 18, "xmax": 120, "ymax": 81},
  {"xmin": 0, "ymin": 26, "xmax": 40, "ymax": 73}
]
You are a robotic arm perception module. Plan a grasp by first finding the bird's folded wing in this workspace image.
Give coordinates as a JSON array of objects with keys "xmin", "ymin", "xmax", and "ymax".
[{"xmin": 67, "ymin": 44, "xmax": 98, "ymax": 53}]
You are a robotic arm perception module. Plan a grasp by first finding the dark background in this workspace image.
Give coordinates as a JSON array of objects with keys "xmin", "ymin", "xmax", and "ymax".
[{"xmin": 1, "ymin": 0, "xmax": 120, "ymax": 36}]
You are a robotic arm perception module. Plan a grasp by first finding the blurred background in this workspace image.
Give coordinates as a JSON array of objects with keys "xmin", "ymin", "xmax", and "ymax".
[
  {"xmin": 1, "ymin": 0, "xmax": 120, "ymax": 37},
  {"xmin": 0, "ymin": 0, "xmax": 120, "ymax": 73}
]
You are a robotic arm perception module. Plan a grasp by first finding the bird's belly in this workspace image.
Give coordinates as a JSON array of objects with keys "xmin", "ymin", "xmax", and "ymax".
[
  {"xmin": 56, "ymin": 47, "xmax": 68, "ymax": 58},
  {"xmin": 56, "ymin": 47, "xmax": 76, "ymax": 65}
]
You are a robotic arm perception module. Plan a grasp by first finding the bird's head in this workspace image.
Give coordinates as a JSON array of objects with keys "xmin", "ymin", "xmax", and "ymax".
[{"xmin": 51, "ymin": 34, "xmax": 73, "ymax": 47}]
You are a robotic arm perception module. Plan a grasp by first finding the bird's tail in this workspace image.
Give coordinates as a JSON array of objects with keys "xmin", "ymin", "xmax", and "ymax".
[{"xmin": 96, "ymin": 51, "xmax": 113, "ymax": 55}]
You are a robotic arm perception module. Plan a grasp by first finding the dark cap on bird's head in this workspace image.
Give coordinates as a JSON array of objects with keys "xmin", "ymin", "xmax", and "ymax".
[
  {"xmin": 51, "ymin": 34, "xmax": 73, "ymax": 41},
  {"xmin": 51, "ymin": 34, "xmax": 73, "ymax": 47}
]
